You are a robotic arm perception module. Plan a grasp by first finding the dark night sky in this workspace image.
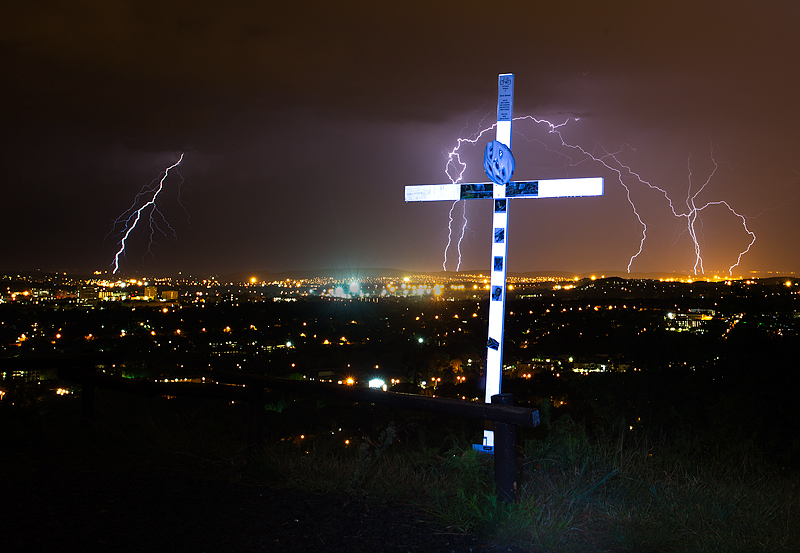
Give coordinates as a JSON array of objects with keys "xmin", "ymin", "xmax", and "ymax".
[{"xmin": 3, "ymin": 1, "xmax": 799, "ymax": 277}]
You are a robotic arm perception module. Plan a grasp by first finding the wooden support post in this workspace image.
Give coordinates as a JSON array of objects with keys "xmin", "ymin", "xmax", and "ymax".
[{"xmin": 492, "ymin": 393, "xmax": 519, "ymax": 502}]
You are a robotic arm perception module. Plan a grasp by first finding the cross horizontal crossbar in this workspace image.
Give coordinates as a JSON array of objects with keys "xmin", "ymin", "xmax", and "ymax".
[{"xmin": 405, "ymin": 177, "xmax": 603, "ymax": 202}]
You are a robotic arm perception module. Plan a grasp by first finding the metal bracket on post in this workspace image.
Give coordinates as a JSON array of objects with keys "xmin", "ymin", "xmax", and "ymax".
[{"xmin": 492, "ymin": 393, "xmax": 519, "ymax": 502}]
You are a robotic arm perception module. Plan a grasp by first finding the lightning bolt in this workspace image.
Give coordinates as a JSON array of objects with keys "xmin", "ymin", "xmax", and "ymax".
[
  {"xmin": 442, "ymin": 200, "xmax": 467, "ymax": 271},
  {"xmin": 674, "ymin": 150, "xmax": 756, "ymax": 275},
  {"xmin": 442, "ymin": 117, "xmax": 756, "ymax": 276},
  {"xmin": 108, "ymin": 153, "xmax": 185, "ymax": 274},
  {"xmin": 442, "ymin": 125, "xmax": 504, "ymax": 271}
]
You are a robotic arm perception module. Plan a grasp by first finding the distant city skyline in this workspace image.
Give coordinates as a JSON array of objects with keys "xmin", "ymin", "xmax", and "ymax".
[
  {"xmin": 3, "ymin": 2, "xmax": 799, "ymax": 276},
  {"xmin": 3, "ymin": 267, "xmax": 797, "ymax": 286}
]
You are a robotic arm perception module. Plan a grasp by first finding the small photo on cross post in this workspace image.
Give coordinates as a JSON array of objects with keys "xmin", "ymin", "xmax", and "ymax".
[{"xmin": 494, "ymin": 228, "xmax": 505, "ymax": 243}]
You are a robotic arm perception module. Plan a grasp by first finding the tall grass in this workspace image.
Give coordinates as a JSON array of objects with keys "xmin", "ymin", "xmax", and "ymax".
[
  {"xmin": 511, "ymin": 417, "xmax": 800, "ymax": 552},
  {"xmin": 251, "ymin": 415, "xmax": 800, "ymax": 552}
]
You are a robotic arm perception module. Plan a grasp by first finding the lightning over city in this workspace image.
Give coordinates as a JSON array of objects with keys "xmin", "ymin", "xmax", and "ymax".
[
  {"xmin": 440, "ymin": 117, "xmax": 757, "ymax": 276},
  {"xmin": 108, "ymin": 153, "xmax": 185, "ymax": 274},
  {"xmin": 4, "ymin": 2, "xmax": 799, "ymax": 278}
]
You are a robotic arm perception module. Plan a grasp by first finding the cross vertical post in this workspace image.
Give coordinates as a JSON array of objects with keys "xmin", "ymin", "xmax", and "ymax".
[
  {"xmin": 483, "ymin": 73, "xmax": 515, "ymax": 448},
  {"xmin": 404, "ymin": 74, "xmax": 603, "ymax": 453}
]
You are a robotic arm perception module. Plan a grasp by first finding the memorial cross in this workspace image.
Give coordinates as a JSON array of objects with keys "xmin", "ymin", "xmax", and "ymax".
[{"xmin": 405, "ymin": 74, "xmax": 604, "ymax": 449}]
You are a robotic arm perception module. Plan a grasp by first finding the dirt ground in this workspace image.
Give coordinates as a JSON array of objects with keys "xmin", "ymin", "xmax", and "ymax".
[{"xmin": 2, "ymin": 454, "xmax": 524, "ymax": 553}]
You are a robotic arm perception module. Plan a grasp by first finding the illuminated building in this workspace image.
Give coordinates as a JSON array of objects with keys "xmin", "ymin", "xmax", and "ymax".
[
  {"xmin": 665, "ymin": 309, "xmax": 715, "ymax": 332},
  {"xmin": 78, "ymin": 286, "xmax": 99, "ymax": 303}
]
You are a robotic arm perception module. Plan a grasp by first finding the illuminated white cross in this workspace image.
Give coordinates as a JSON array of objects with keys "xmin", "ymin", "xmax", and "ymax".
[{"xmin": 405, "ymin": 73, "xmax": 603, "ymax": 448}]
